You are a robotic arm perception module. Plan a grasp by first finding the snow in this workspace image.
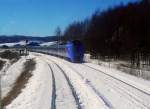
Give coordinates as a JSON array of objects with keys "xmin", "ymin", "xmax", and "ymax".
[
  {"xmin": 37, "ymin": 53, "xmax": 111, "ymax": 109},
  {"xmin": 1, "ymin": 57, "xmax": 26, "ymax": 98},
  {"xmin": 0, "ymin": 41, "xmax": 57, "ymax": 47},
  {"xmin": 73, "ymin": 63, "xmax": 150, "ymax": 109},
  {"xmin": 40, "ymin": 41, "xmax": 57, "ymax": 47},
  {"xmin": 47, "ymin": 62, "xmax": 77, "ymax": 109},
  {"xmin": 2, "ymin": 52, "xmax": 150, "ymax": 109},
  {"xmin": 6, "ymin": 56, "xmax": 52, "ymax": 109},
  {"xmin": 85, "ymin": 57, "xmax": 150, "ymax": 80},
  {"xmin": 84, "ymin": 63, "xmax": 150, "ymax": 94},
  {"xmin": 33, "ymin": 52, "xmax": 150, "ymax": 109},
  {"xmin": 0, "ymin": 41, "xmax": 27, "ymax": 47},
  {"xmin": 0, "ymin": 58, "xmax": 10, "ymax": 73},
  {"xmin": 0, "ymin": 43, "xmax": 18, "ymax": 47}
]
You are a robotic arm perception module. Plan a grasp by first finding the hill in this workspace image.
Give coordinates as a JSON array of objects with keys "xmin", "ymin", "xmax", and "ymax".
[{"xmin": 0, "ymin": 35, "xmax": 59, "ymax": 43}]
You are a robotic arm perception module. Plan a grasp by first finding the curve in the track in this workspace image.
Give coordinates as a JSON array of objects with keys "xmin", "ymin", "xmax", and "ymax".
[
  {"xmin": 47, "ymin": 57, "xmax": 113, "ymax": 109},
  {"xmin": 48, "ymin": 64, "xmax": 56, "ymax": 109},
  {"xmin": 48, "ymin": 60, "xmax": 82, "ymax": 109}
]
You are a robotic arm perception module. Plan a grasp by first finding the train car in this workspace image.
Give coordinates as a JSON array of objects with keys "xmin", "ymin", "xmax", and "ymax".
[{"xmin": 31, "ymin": 40, "xmax": 85, "ymax": 63}]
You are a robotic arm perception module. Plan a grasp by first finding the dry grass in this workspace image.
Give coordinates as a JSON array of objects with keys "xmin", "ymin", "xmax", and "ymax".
[
  {"xmin": 0, "ymin": 60, "xmax": 5, "ymax": 71},
  {"xmin": 2, "ymin": 59, "xmax": 36, "ymax": 107},
  {"xmin": 0, "ymin": 50, "xmax": 20, "ymax": 60}
]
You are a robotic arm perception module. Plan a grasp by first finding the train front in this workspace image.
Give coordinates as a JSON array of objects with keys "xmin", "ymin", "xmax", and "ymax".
[{"xmin": 66, "ymin": 40, "xmax": 85, "ymax": 63}]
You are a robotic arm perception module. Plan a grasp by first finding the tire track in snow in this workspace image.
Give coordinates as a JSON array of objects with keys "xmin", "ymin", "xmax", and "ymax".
[{"xmin": 48, "ymin": 64, "xmax": 56, "ymax": 109}]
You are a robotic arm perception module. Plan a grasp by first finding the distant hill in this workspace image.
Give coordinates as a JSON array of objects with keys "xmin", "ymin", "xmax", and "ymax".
[{"xmin": 0, "ymin": 35, "xmax": 59, "ymax": 43}]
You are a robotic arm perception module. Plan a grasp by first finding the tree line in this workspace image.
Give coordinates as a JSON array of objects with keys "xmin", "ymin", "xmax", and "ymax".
[{"xmin": 58, "ymin": 0, "xmax": 150, "ymax": 67}]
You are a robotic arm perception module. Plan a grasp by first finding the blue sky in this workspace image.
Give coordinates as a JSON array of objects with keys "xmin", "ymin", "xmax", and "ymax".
[{"xmin": 0, "ymin": 0, "xmax": 136, "ymax": 37}]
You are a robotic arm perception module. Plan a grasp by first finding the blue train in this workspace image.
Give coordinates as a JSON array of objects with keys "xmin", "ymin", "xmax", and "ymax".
[
  {"xmin": 31, "ymin": 40, "xmax": 85, "ymax": 63},
  {"xmin": 66, "ymin": 40, "xmax": 85, "ymax": 63}
]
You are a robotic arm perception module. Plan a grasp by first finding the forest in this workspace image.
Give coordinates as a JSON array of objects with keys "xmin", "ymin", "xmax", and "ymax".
[{"xmin": 59, "ymin": 0, "xmax": 150, "ymax": 67}]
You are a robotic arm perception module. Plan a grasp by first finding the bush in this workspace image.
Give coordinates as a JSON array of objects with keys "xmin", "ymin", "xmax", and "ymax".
[
  {"xmin": 1, "ymin": 45, "xmax": 9, "ymax": 49},
  {"xmin": 0, "ymin": 50, "xmax": 20, "ymax": 60},
  {"xmin": 0, "ymin": 60, "xmax": 5, "ymax": 70},
  {"xmin": 2, "ymin": 59, "xmax": 36, "ymax": 107}
]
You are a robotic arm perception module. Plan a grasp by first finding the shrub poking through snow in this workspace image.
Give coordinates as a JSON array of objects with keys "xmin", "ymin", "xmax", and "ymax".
[
  {"xmin": 0, "ymin": 60, "xmax": 5, "ymax": 70},
  {"xmin": 2, "ymin": 58, "xmax": 36, "ymax": 107},
  {"xmin": 0, "ymin": 50, "xmax": 20, "ymax": 60}
]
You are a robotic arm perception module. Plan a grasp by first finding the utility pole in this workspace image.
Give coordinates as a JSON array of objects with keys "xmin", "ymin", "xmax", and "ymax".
[
  {"xmin": 55, "ymin": 27, "xmax": 62, "ymax": 56},
  {"xmin": 25, "ymin": 40, "xmax": 28, "ymax": 56}
]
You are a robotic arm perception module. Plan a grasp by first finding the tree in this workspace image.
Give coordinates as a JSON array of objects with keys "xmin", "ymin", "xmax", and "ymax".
[
  {"xmin": 63, "ymin": 21, "xmax": 88, "ymax": 41},
  {"xmin": 62, "ymin": 0, "xmax": 150, "ymax": 65},
  {"xmin": 54, "ymin": 26, "xmax": 63, "ymax": 43},
  {"xmin": 55, "ymin": 26, "xmax": 62, "ymax": 37}
]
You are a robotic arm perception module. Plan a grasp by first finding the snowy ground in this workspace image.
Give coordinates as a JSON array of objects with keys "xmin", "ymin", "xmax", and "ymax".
[
  {"xmin": 1, "ymin": 52, "xmax": 150, "ymax": 109},
  {"xmin": 84, "ymin": 55, "xmax": 150, "ymax": 80},
  {"xmin": 0, "ymin": 41, "xmax": 27, "ymax": 47},
  {"xmin": 40, "ymin": 41, "xmax": 57, "ymax": 47},
  {"xmin": 1, "ymin": 57, "xmax": 26, "ymax": 98},
  {"xmin": 5, "ymin": 56, "xmax": 52, "ymax": 109},
  {"xmin": 0, "ymin": 41, "xmax": 57, "ymax": 47}
]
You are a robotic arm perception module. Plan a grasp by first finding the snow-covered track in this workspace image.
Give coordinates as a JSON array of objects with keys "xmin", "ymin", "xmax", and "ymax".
[
  {"xmin": 48, "ymin": 56, "xmax": 150, "ymax": 108},
  {"xmin": 61, "ymin": 63, "xmax": 114, "ymax": 109},
  {"xmin": 52, "ymin": 62, "xmax": 82, "ymax": 109},
  {"xmin": 81, "ymin": 64, "xmax": 150, "ymax": 109},
  {"xmin": 68, "ymin": 63, "xmax": 150, "ymax": 109},
  {"xmin": 57, "ymin": 61, "xmax": 150, "ymax": 108},
  {"xmin": 45, "ymin": 60, "xmax": 79, "ymax": 109},
  {"xmin": 48, "ymin": 64, "xmax": 56, "ymax": 109},
  {"xmin": 43, "ymin": 57, "xmax": 110, "ymax": 109},
  {"xmin": 33, "ymin": 53, "xmax": 150, "ymax": 109},
  {"xmin": 84, "ymin": 64, "xmax": 150, "ymax": 97}
]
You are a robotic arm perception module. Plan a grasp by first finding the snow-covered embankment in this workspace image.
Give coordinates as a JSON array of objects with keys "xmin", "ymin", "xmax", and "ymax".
[{"xmin": 5, "ymin": 57, "xmax": 52, "ymax": 109}]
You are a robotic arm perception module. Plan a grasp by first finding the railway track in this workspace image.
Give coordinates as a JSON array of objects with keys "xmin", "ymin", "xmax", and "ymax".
[
  {"xmin": 82, "ymin": 64, "xmax": 150, "ymax": 109},
  {"xmin": 84, "ymin": 64, "xmax": 150, "ymax": 96},
  {"xmin": 34, "ymin": 52, "xmax": 150, "ymax": 109},
  {"xmin": 53, "ymin": 63, "xmax": 82, "ymax": 109},
  {"xmin": 47, "ymin": 56, "xmax": 150, "ymax": 109},
  {"xmin": 43, "ymin": 57, "xmax": 111, "ymax": 109},
  {"xmin": 68, "ymin": 63, "xmax": 150, "ymax": 109},
  {"xmin": 46, "ymin": 61, "xmax": 81, "ymax": 109},
  {"xmin": 48, "ymin": 64, "xmax": 56, "ymax": 109},
  {"xmin": 48, "ymin": 58, "xmax": 150, "ymax": 109}
]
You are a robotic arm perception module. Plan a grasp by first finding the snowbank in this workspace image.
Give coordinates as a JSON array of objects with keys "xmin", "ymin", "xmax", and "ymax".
[
  {"xmin": 85, "ymin": 63, "xmax": 150, "ymax": 95},
  {"xmin": 5, "ymin": 57, "xmax": 52, "ymax": 109},
  {"xmin": 40, "ymin": 41, "xmax": 57, "ymax": 47},
  {"xmin": 1, "ymin": 58, "xmax": 26, "ymax": 98}
]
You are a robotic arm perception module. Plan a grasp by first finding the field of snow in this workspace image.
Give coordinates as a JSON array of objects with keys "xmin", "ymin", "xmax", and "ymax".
[
  {"xmin": 84, "ymin": 56, "xmax": 150, "ymax": 80},
  {"xmin": 0, "ymin": 41, "xmax": 57, "ymax": 47},
  {"xmin": 0, "ymin": 41, "xmax": 27, "ymax": 47},
  {"xmin": 40, "ymin": 41, "xmax": 57, "ymax": 47},
  {"xmin": 1, "ymin": 52, "xmax": 150, "ymax": 109}
]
